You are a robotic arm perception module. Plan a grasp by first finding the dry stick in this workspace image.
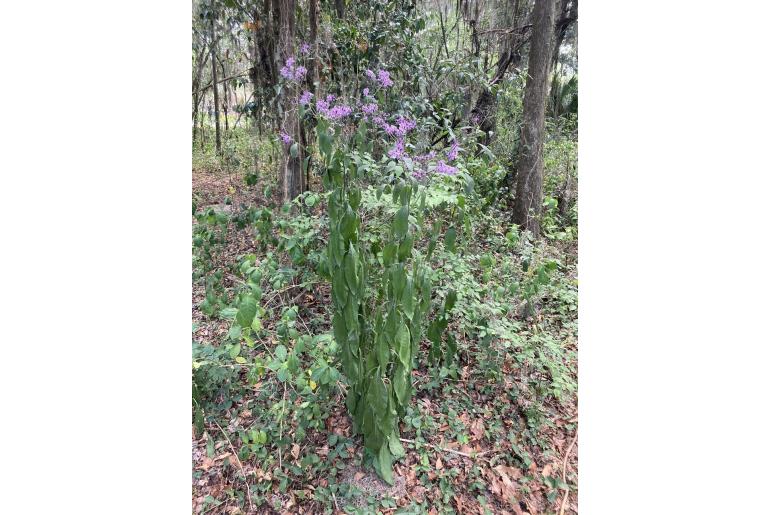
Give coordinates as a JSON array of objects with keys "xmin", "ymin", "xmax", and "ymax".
[
  {"xmin": 399, "ymin": 438, "xmax": 489, "ymax": 460},
  {"xmin": 558, "ymin": 429, "xmax": 578, "ymax": 515},
  {"xmin": 331, "ymin": 491, "xmax": 340, "ymax": 512},
  {"xmin": 213, "ymin": 420, "xmax": 254, "ymax": 512}
]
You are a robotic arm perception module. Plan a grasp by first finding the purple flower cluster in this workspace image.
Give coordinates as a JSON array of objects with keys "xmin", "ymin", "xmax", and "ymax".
[
  {"xmin": 387, "ymin": 138, "xmax": 406, "ymax": 160},
  {"xmin": 375, "ymin": 115, "xmax": 416, "ymax": 138},
  {"xmin": 279, "ymin": 131, "xmax": 293, "ymax": 145},
  {"xmin": 317, "ymin": 94, "xmax": 353, "ymax": 121},
  {"xmin": 396, "ymin": 116, "xmax": 416, "ymax": 135},
  {"xmin": 280, "ymin": 57, "xmax": 307, "ymax": 82},
  {"xmin": 300, "ymin": 42, "xmax": 310, "ymax": 55},
  {"xmin": 299, "ymin": 90, "xmax": 314, "ymax": 105},
  {"xmin": 361, "ymin": 103, "xmax": 378, "ymax": 115},
  {"xmin": 446, "ymin": 140, "xmax": 460, "ymax": 161},
  {"xmin": 364, "ymin": 68, "xmax": 394, "ymax": 88},
  {"xmin": 434, "ymin": 160, "xmax": 458, "ymax": 175},
  {"xmin": 377, "ymin": 69, "xmax": 393, "ymax": 87},
  {"xmin": 415, "ymin": 151, "xmax": 436, "ymax": 163}
]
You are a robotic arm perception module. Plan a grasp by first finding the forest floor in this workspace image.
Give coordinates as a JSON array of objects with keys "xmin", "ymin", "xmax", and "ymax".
[{"xmin": 192, "ymin": 165, "xmax": 578, "ymax": 515}]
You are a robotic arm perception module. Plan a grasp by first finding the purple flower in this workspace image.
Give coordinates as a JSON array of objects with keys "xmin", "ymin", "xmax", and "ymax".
[
  {"xmin": 279, "ymin": 57, "xmax": 307, "ymax": 82},
  {"xmin": 446, "ymin": 140, "xmax": 460, "ymax": 161},
  {"xmin": 382, "ymin": 123, "xmax": 399, "ymax": 136},
  {"xmin": 316, "ymin": 98, "xmax": 329, "ymax": 115},
  {"xmin": 299, "ymin": 90, "xmax": 313, "ymax": 105},
  {"xmin": 415, "ymin": 151, "xmax": 436, "ymax": 163},
  {"xmin": 293, "ymin": 65, "xmax": 307, "ymax": 81},
  {"xmin": 280, "ymin": 64, "xmax": 294, "ymax": 80},
  {"xmin": 325, "ymin": 94, "xmax": 336, "ymax": 103},
  {"xmin": 361, "ymin": 102, "xmax": 378, "ymax": 115},
  {"xmin": 326, "ymin": 104, "xmax": 353, "ymax": 120},
  {"xmin": 279, "ymin": 131, "xmax": 293, "ymax": 145},
  {"xmin": 300, "ymin": 42, "xmax": 310, "ymax": 55},
  {"xmin": 365, "ymin": 69, "xmax": 376, "ymax": 80},
  {"xmin": 396, "ymin": 116, "xmax": 416, "ymax": 136},
  {"xmin": 412, "ymin": 169, "xmax": 428, "ymax": 181},
  {"xmin": 372, "ymin": 116, "xmax": 385, "ymax": 126},
  {"xmin": 377, "ymin": 69, "xmax": 393, "ymax": 88},
  {"xmin": 434, "ymin": 160, "xmax": 457, "ymax": 175},
  {"xmin": 363, "ymin": 87, "xmax": 370, "ymax": 97},
  {"xmin": 388, "ymin": 138, "xmax": 407, "ymax": 160}
]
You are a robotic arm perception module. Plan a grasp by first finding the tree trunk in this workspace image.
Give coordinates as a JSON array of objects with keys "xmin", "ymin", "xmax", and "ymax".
[
  {"xmin": 279, "ymin": 0, "xmax": 303, "ymax": 203},
  {"xmin": 334, "ymin": 0, "xmax": 345, "ymax": 19},
  {"xmin": 469, "ymin": 0, "xmax": 527, "ymax": 141},
  {"xmin": 210, "ymin": 14, "xmax": 222, "ymax": 155},
  {"xmin": 552, "ymin": 0, "xmax": 577, "ymax": 67},
  {"xmin": 511, "ymin": 0, "xmax": 557, "ymax": 237},
  {"xmin": 192, "ymin": 49, "xmax": 209, "ymax": 147},
  {"xmin": 220, "ymin": 59, "xmax": 229, "ymax": 132}
]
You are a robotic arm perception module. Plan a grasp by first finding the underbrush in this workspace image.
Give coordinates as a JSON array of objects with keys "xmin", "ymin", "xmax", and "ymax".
[{"xmin": 192, "ymin": 153, "xmax": 577, "ymax": 512}]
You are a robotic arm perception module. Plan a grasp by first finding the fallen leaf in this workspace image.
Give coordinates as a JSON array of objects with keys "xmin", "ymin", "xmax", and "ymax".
[
  {"xmin": 291, "ymin": 443, "xmax": 300, "ymax": 460},
  {"xmin": 470, "ymin": 418, "xmax": 484, "ymax": 441}
]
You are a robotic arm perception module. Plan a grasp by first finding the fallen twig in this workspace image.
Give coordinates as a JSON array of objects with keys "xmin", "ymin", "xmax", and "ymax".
[
  {"xmin": 213, "ymin": 420, "xmax": 254, "ymax": 512},
  {"xmin": 558, "ymin": 428, "xmax": 578, "ymax": 515}
]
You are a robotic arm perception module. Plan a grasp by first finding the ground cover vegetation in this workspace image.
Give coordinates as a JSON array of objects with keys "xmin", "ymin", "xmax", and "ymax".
[{"xmin": 192, "ymin": 0, "xmax": 578, "ymax": 512}]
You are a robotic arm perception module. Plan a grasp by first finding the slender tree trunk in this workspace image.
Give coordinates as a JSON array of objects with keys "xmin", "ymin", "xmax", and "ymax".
[
  {"xmin": 552, "ymin": 0, "xmax": 577, "ymax": 67},
  {"xmin": 469, "ymin": 0, "xmax": 527, "ymax": 141},
  {"xmin": 334, "ymin": 0, "xmax": 345, "ymax": 19},
  {"xmin": 305, "ymin": 0, "xmax": 321, "ymax": 192},
  {"xmin": 192, "ymin": 50, "xmax": 209, "ymax": 146},
  {"xmin": 210, "ymin": 14, "xmax": 222, "ymax": 155},
  {"xmin": 279, "ymin": 0, "xmax": 302, "ymax": 203},
  {"xmin": 220, "ymin": 59, "xmax": 229, "ymax": 132},
  {"xmin": 511, "ymin": 0, "xmax": 557, "ymax": 236}
]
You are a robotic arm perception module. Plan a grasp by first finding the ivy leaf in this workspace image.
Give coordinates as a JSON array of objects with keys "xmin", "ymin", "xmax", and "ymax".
[
  {"xmin": 389, "ymin": 432, "xmax": 405, "ymax": 459},
  {"xmin": 236, "ymin": 297, "xmax": 257, "ymax": 328},
  {"xmin": 290, "ymin": 142, "xmax": 299, "ymax": 158}
]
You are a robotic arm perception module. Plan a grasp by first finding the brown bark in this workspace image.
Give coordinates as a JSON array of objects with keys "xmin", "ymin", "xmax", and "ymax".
[
  {"xmin": 210, "ymin": 12, "xmax": 222, "ymax": 155},
  {"xmin": 279, "ymin": 0, "xmax": 303, "ymax": 203},
  {"xmin": 552, "ymin": 0, "xmax": 577, "ymax": 67},
  {"xmin": 469, "ymin": 0, "xmax": 529, "ymax": 141},
  {"xmin": 192, "ymin": 46, "xmax": 209, "ymax": 146},
  {"xmin": 511, "ymin": 0, "xmax": 557, "ymax": 236}
]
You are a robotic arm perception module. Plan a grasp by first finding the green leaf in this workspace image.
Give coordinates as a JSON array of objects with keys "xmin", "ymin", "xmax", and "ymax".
[
  {"xmin": 388, "ymin": 432, "xmax": 405, "ymax": 459},
  {"xmin": 445, "ymin": 290, "xmax": 457, "ymax": 312},
  {"xmin": 275, "ymin": 344, "xmax": 288, "ymax": 361},
  {"xmin": 393, "ymin": 205, "xmax": 409, "ymax": 239},
  {"xmin": 290, "ymin": 142, "xmax": 298, "ymax": 158},
  {"xmin": 378, "ymin": 444, "xmax": 394, "ymax": 485},
  {"xmin": 393, "ymin": 364, "xmax": 410, "ymax": 406},
  {"xmin": 229, "ymin": 343, "xmax": 241, "ymax": 359},
  {"xmin": 445, "ymin": 226, "xmax": 457, "ymax": 253},
  {"xmin": 396, "ymin": 324, "xmax": 411, "ymax": 366},
  {"xmin": 236, "ymin": 297, "xmax": 257, "ymax": 328}
]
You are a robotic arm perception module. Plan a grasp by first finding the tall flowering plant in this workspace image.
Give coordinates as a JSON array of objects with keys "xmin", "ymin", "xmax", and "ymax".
[{"xmin": 303, "ymin": 66, "xmax": 458, "ymax": 483}]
